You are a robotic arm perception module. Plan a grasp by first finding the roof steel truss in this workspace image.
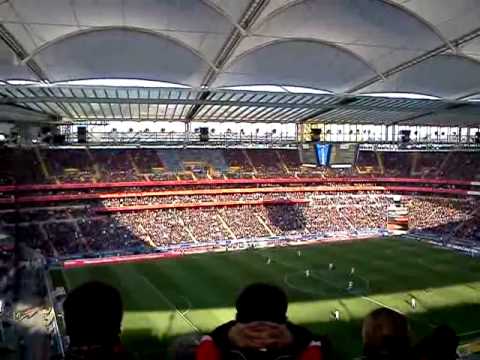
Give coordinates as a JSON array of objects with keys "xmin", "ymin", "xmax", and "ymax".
[{"xmin": 0, "ymin": 85, "xmax": 479, "ymax": 126}]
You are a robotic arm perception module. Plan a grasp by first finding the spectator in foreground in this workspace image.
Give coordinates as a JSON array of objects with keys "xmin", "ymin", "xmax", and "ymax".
[
  {"xmin": 63, "ymin": 281, "xmax": 131, "ymax": 360},
  {"xmin": 414, "ymin": 325, "xmax": 459, "ymax": 360},
  {"xmin": 361, "ymin": 308, "xmax": 411, "ymax": 360},
  {"xmin": 196, "ymin": 283, "xmax": 323, "ymax": 360}
]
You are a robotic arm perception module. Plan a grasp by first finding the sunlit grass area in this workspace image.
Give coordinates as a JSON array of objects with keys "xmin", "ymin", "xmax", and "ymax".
[{"xmin": 51, "ymin": 237, "xmax": 480, "ymax": 359}]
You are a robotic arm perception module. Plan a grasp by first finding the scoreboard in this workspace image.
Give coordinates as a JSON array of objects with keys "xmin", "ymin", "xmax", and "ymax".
[{"xmin": 301, "ymin": 143, "xmax": 359, "ymax": 167}]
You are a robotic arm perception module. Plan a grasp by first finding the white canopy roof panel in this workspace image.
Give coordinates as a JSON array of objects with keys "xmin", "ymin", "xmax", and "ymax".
[
  {"xmin": 389, "ymin": 0, "xmax": 480, "ymax": 41},
  {"xmin": 32, "ymin": 28, "xmax": 211, "ymax": 85},
  {"xmin": 361, "ymin": 55, "xmax": 480, "ymax": 99},
  {"xmin": 0, "ymin": 39, "xmax": 37, "ymax": 80},
  {"xmin": 213, "ymin": 40, "xmax": 377, "ymax": 92},
  {"xmin": 228, "ymin": 0, "xmax": 444, "ymax": 74},
  {"xmin": 0, "ymin": 0, "xmax": 479, "ymax": 126}
]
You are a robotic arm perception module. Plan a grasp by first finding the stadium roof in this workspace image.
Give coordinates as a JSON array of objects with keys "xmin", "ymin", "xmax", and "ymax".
[
  {"xmin": 2, "ymin": 84, "xmax": 480, "ymax": 127},
  {"xmin": 0, "ymin": 0, "xmax": 480, "ymax": 127}
]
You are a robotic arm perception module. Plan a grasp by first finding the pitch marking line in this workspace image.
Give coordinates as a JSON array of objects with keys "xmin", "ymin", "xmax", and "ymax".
[
  {"xmin": 60, "ymin": 270, "xmax": 73, "ymax": 291},
  {"xmin": 361, "ymin": 296, "xmax": 439, "ymax": 329},
  {"xmin": 137, "ymin": 273, "xmax": 200, "ymax": 333},
  {"xmin": 360, "ymin": 296, "xmax": 406, "ymax": 315},
  {"xmin": 459, "ymin": 329, "xmax": 480, "ymax": 337},
  {"xmin": 178, "ymin": 295, "xmax": 193, "ymax": 316}
]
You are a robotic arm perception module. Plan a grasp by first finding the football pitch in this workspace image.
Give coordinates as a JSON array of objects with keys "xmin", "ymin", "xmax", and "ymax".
[{"xmin": 50, "ymin": 237, "xmax": 480, "ymax": 359}]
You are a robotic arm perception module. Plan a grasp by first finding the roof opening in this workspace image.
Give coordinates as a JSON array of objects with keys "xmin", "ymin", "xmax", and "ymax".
[
  {"xmin": 360, "ymin": 92, "xmax": 440, "ymax": 100},
  {"xmin": 52, "ymin": 79, "xmax": 191, "ymax": 88},
  {"xmin": 220, "ymin": 85, "xmax": 286, "ymax": 92},
  {"xmin": 6, "ymin": 80, "xmax": 40, "ymax": 85}
]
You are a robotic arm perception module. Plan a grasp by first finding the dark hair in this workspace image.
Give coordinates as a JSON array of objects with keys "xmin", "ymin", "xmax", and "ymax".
[
  {"xmin": 416, "ymin": 325, "xmax": 459, "ymax": 360},
  {"xmin": 235, "ymin": 283, "xmax": 288, "ymax": 324},
  {"xmin": 362, "ymin": 308, "xmax": 410, "ymax": 359},
  {"xmin": 64, "ymin": 281, "xmax": 123, "ymax": 346}
]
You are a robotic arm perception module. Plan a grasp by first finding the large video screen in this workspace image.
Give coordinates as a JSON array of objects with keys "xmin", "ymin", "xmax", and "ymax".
[
  {"xmin": 329, "ymin": 143, "xmax": 359, "ymax": 167},
  {"xmin": 300, "ymin": 144, "xmax": 317, "ymax": 165},
  {"xmin": 301, "ymin": 143, "xmax": 358, "ymax": 167},
  {"xmin": 315, "ymin": 144, "xmax": 331, "ymax": 166}
]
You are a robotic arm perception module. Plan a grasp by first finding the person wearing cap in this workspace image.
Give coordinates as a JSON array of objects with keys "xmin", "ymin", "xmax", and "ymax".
[{"xmin": 196, "ymin": 283, "xmax": 323, "ymax": 360}]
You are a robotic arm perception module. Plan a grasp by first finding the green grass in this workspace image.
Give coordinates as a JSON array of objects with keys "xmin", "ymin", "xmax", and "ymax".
[{"xmin": 51, "ymin": 237, "xmax": 480, "ymax": 359}]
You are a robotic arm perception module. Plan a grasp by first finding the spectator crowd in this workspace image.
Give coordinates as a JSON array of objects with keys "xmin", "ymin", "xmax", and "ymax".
[
  {"xmin": 1, "ymin": 191, "xmax": 478, "ymax": 258},
  {"xmin": 1, "ymin": 147, "xmax": 480, "ymax": 184}
]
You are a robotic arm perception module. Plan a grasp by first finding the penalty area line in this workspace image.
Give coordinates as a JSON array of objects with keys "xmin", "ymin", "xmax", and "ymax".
[
  {"xmin": 361, "ymin": 296, "xmax": 406, "ymax": 315},
  {"xmin": 137, "ymin": 273, "xmax": 200, "ymax": 333},
  {"xmin": 458, "ymin": 329, "xmax": 480, "ymax": 337},
  {"xmin": 361, "ymin": 296, "xmax": 437, "ymax": 329},
  {"xmin": 179, "ymin": 295, "xmax": 193, "ymax": 316}
]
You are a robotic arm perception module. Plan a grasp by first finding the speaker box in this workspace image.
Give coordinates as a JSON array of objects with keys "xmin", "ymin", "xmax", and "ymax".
[
  {"xmin": 475, "ymin": 132, "xmax": 480, "ymax": 144},
  {"xmin": 42, "ymin": 134, "xmax": 53, "ymax": 144},
  {"xmin": 400, "ymin": 130, "xmax": 411, "ymax": 143},
  {"xmin": 310, "ymin": 128, "xmax": 322, "ymax": 142},
  {"xmin": 40, "ymin": 126, "xmax": 52, "ymax": 135},
  {"xmin": 199, "ymin": 127, "xmax": 209, "ymax": 142},
  {"xmin": 53, "ymin": 134, "xmax": 66, "ymax": 145},
  {"xmin": 78, "ymin": 126, "xmax": 87, "ymax": 143}
]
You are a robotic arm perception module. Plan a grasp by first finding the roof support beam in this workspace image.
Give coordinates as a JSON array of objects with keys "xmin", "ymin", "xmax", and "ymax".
[
  {"xmin": 392, "ymin": 103, "xmax": 480, "ymax": 126},
  {"xmin": 297, "ymin": 27, "xmax": 480, "ymax": 125},
  {"xmin": 0, "ymin": 96, "xmax": 442, "ymax": 112},
  {"xmin": 2, "ymin": 84, "xmax": 479, "ymax": 126},
  {"xmin": 0, "ymin": 103, "xmax": 58, "ymax": 123},
  {"xmin": 0, "ymin": 24, "xmax": 49, "ymax": 81},
  {"xmin": 348, "ymin": 27, "xmax": 480, "ymax": 94},
  {"xmin": 186, "ymin": 0, "xmax": 271, "ymax": 121}
]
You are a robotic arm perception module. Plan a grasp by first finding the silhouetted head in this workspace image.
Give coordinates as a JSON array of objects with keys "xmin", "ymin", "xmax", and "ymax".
[
  {"xmin": 362, "ymin": 307, "xmax": 410, "ymax": 359},
  {"xmin": 64, "ymin": 281, "xmax": 123, "ymax": 346},
  {"xmin": 416, "ymin": 325, "xmax": 459, "ymax": 360},
  {"xmin": 235, "ymin": 283, "xmax": 288, "ymax": 324}
]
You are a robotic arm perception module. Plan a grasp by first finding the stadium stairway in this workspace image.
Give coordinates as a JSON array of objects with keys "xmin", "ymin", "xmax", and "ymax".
[
  {"xmin": 159, "ymin": 150, "xmax": 184, "ymax": 173},
  {"xmin": 39, "ymin": 224, "xmax": 60, "ymax": 257},
  {"xmin": 126, "ymin": 151, "xmax": 143, "ymax": 179},
  {"xmin": 184, "ymin": 223, "xmax": 197, "ymax": 242},
  {"xmin": 209, "ymin": 150, "xmax": 229, "ymax": 173},
  {"xmin": 411, "ymin": 152, "xmax": 420, "ymax": 177},
  {"xmin": 33, "ymin": 147, "xmax": 53, "ymax": 183},
  {"xmin": 179, "ymin": 149, "xmax": 229, "ymax": 172},
  {"xmin": 68, "ymin": 212, "xmax": 92, "ymax": 252},
  {"xmin": 275, "ymin": 150, "xmax": 291, "ymax": 175},
  {"xmin": 85, "ymin": 147, "xmax": 101, "ymax": 182},
  {"xmin": 375, "ymin": 150, "xmax": 385, "ymax": 175},
  {"xmin": 255, "ymin": 214, "xmax": 274, "ymax": 236},
  {"xmin": 242, "ymin": 149, "xmax": 258, "ymax": 176},
  {"xmin": 216, "ymin": 213, "xmax": 237, "ymax": 239},
  {"xmin": 453, "ymin": 207, "xmax": 480, "ymax": 235},
  {"xmin": 436, "ymin": 151, "xmax": 455, "ymax": 178}
]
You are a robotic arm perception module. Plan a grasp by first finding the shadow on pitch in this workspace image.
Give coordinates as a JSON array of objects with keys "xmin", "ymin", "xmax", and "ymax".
[{"xmin": 119, "ymin": 302, "xmax": 480, "ymax": 360}]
